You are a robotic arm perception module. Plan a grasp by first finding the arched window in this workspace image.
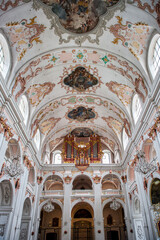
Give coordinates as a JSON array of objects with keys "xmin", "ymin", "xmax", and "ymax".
[
  {"xmin": 34, "ymin": 129, "xmax": 40, "ymax": 150},
  {"xmin": 52, "ymin": 150, "xmax": 62, "ymax": 164},
  {"xmin": 122, "ymin": 128, "xmax": 128, "ymax": 150},
  {"xmin": 132, "ymin": 94, "xmax": 142, "ymax": 124},
  {"xmin": 102, "ymin": 150, "xmax": 111, "ymax": 164},
  {"xmin": 19, "ymin": 95, "xmax": 29, "ymax": 125},
  {"xmin": 153, "ymin": 37, "xmax": 160, "ymax": 73},
  {"xmin": 148, "ymin": 34, "xmax": 160, "ymax": 79},
  {"xmin": 0, "ymin": 31, "xmax": 11, "ymax": 79}
]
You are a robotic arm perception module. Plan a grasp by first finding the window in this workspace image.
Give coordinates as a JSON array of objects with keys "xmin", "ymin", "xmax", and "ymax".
[
  {"xmin": 34, "ymin": 129, "xmax": 40, "ymax": 150},
  {"xmin": 153, "ymin": 37, "xmax": 160, "ymax": 73},
  {"xmin": 0, "ymin": 44, "xmax": 4, "ymax": 73},
  {"xmin": 102, "ymin": 150, "xmax": 111, "ymax": 164},
  {"xmin": 148, "ymin": 34, "xmax": 160, "ymax": 79},
  {"xmin": 52, "ymin": 150, "xmax": 62, "ymax": 164},
  {"xmin": 122, "ymin": 128, "xmax": 128, "ymax": 150},
  {"xmin": 0, "ymin": 31, "xmax": 11, "ymax": 79},
  {"xmin": 132, "ymin": 94, "xmax": 142, "ymax": 124},
  {"xmin": 19, "ymin": 95, "xmax": 29, "ymax": 125}
]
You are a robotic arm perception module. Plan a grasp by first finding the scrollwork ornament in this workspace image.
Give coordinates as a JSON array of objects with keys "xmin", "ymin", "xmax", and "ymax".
[{"xmin": 4, "ymin": 159, "xmax": 24, "ymax": 178}]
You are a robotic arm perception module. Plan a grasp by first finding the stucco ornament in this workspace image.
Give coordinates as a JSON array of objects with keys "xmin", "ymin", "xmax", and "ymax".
[
  {"xmin": 110, "ymin": 198, "xmax": 120, "ymax": 211},
  {"xmin": 43, "ymin": 201, "xmax": 55, "ymax": 212},
  {"xmin": 135, "ymin": 151, "xmax": 156, "ymax": 174},
  {"xmin": 4, "ymin": 157, "xmax": 24, "ymax": 178},
  {"xmin": 25, "ymin": 0, "xmax": 125, "ymax": 44}
]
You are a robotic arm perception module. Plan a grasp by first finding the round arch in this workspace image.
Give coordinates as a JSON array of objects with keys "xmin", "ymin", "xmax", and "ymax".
[
  {"xmin": 100, "ymin": 171, "xmax": 123, "ymax": 187},
  {"xmin": 71, "ymin": 172, "xmax": 94, "ymax": 187},
  {"xmin": 42, "ymin": 172, "xmax": 64, "ymax": 186}
]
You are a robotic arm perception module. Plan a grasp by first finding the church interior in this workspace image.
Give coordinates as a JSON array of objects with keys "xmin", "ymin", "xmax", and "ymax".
[{"xmin": 0, "ymin": 0, "xmax": 160, "ymax": 239}]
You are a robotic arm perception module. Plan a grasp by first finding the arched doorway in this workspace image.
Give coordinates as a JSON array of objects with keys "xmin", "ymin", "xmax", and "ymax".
[
  {"xmin": 103, "ymin": 201, "xmax": 127, "ymax": 240},
  {"xmin": 38, "ymin": 201, "xmax": 62, "ymax": 240},
  {"xmin": 71, "ymin": 202, "xmax": 94, "ymax": 240}
]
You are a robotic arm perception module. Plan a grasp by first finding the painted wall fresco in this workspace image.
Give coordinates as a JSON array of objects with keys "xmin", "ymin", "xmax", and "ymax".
[
  {"xmin": 60, "ymin": 64, "xmax": 103, "ymax": 93},
  {"xmin": 133, "ymin": 0, "xmax": 160, "ymax": 26},
  {"xmin": 109, "ymin": 16, "xmax": 151, "ymax": 60},
  {"xmin": 68, "ymin": 106, "xmax": 95, "ymax": 122},
  {"xmin": 106, "ymin": 81, "xmax": 134, "ymax": 107},
  {"xmin": 0, "ymin": 0, "xmax": 22, "ymax": 12},
  {"xmin": 71, "ymin": 128, "xmax": 93, "ymax": 137},
  {"xmin": 31, "ymin": 117, "xmax": 61, "ymax": 137},
  {"xmin": 26, "ymin": 82, "xmax": 55, "ymax": 106},
  {"xmin": 101, "ymin": 137, "xmax": 115, "ymax": 151},
  {"xmin": 41, "ymin": 0, "xmax": 119, "ymax": 33},
  {"xmin": 6, "ymin": 17, "xmax": 46, "ymax": 61},
  {"xmin": 102, "ymin": 116, "xmax": 123, "ymax": 137},
  {"xmin": 63, "ymin": 66, "xmax": 98, "ymax": 92},
  {"xmin": 12, "ymin": 49, "xmax": 147, "ymax": 101}
]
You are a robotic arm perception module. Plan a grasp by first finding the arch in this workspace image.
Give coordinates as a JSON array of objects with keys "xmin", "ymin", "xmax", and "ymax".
[
  {"xmin": 42, "ymin": 172, "xmax": 64, "ymax": 186},
  {"xmin": 147, "ymin": 32, "xmax": 160, "ymax": 80},
  {"xmin": 132, "ymin": 93, "xmax": 142, "ymax": 124},
  {"xmin": 71, "ymin": 172, "xmax": 94, "ymax": 187},
  {"xmin": 71, "ymin": 199, "xmax": 94, "ymax": 211},
  {"xmin": 43, "ymin": 174, "xmax": 64, "ymax": 191},
  {"xmin": 101, "ymin": 172, "xmax": 123, "ymax": 188},
  {"xmin": 0, "ymin": 29, "xmax": 11, "ymax": 81},
  {"xmin": 18, "ymin": 95, "xmax": 29, "ymax": 125},
  {"xmin": 39, "ymin": 199, "xmax": 63, "ymax": 215},
  {"xmin": 72, "ymin": 174, "xmax": 93, "ymax": 190},
  {"xmin": 102, "ymin": 198, "xmax": 127, "ymax": 217}
]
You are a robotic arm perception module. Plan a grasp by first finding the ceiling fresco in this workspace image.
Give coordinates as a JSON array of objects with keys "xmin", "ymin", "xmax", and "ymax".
[
  {"xmin": 71, "ymin": 128, "xmax": 94, "ymax": 137},
  {"xmin": 0, "ymin": 0, "xmax": 158, "ymax": 162},
  {"xmin": 40, "ymin": 0, "xmax": 120, "ymax": 33},
  {"xmin": 63, "ymin": 66, "xmax": 98, "ymax": 92},
  {"xmin": 67, "ymin": 106, "xmax": 96, "ymax": 122}
]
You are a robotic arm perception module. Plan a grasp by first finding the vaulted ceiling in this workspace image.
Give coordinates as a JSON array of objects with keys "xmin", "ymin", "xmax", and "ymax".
[{"xmin": 0, "ymin": 0, "xmax": 159, "ymax": 159}]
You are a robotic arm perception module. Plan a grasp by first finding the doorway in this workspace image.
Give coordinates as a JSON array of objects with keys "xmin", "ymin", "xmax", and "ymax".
[{"xmin": 46, "ymin": 232, "xmax": 57, "ymax": 240}]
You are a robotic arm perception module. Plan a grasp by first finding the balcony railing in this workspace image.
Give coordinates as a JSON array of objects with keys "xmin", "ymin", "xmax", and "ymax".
[
  {"xmin": 41, "ymin": 190, "xmax": 64, "ymax": 197},
  {"xmin": 102, "ymin": 189, "xmax": 123, "ymax": 196},
  {"xmin": 72, "ymin": 190, "xmax": 94, "ymax": 196}
]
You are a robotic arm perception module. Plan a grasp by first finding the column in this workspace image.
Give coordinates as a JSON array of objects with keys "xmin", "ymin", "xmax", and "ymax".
[
  {"xmin": 9, "ymin": 167, "xmax": 29, "ymax": 240},
  {"xmin": 135, "ymin": 171, "xmax": 157, "ymax": 240},
  {"xmin": 0, "ymin": 133, "xmax": 8, "ymax": 170},
  {"xmin": 124, "ymin": 182, "xmax": 136, "ymax": 240},
  {"xmin": 94, "ymin": 182, "xmax": 105, "ymax": 240},
  {"xmin": 62, "ymin": 181, "xmax": 72, "ymax": 240}
]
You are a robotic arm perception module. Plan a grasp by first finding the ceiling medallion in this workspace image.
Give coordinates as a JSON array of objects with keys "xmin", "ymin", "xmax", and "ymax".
[
  {"xmin": 110, "ymin": 199, "xmax": 120, "ymax": 211},
  {"xmin": 30, "ymin": 0, "xmax": 125, "ymax": 44},
  {"xmin": 68, "ymin": 106, "xmax": 95, "ymax": 122},
  {"xmin": 64, "ymin": 66, "xmax": 98, "ymax": 92}
]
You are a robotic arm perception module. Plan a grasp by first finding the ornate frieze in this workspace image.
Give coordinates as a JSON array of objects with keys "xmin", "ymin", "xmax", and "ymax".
[{"xmin": 0, "ymin": 117, "xmax": 13, "ymax": 141}]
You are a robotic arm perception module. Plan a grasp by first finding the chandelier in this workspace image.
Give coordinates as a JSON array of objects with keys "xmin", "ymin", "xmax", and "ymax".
[
  {"xmin": 4, "ymin": 157, "xmax": 24, "ymax": 178},
  {"xmin": 110, "ymin": 199, "xmax": 120, "ymax": 211},
  {"xmin": 43, "ymin": 201, "xmax": 55, "ymax": 213}
]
